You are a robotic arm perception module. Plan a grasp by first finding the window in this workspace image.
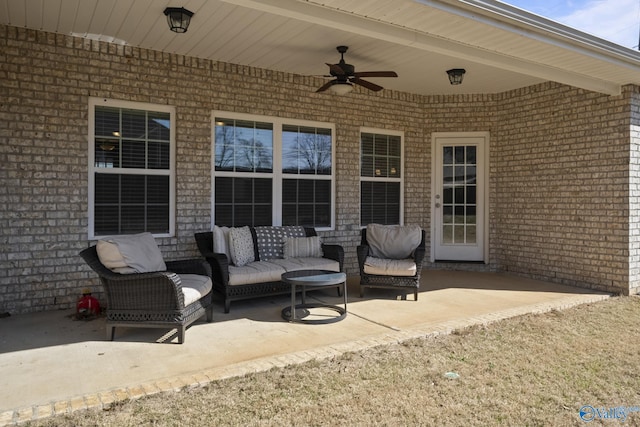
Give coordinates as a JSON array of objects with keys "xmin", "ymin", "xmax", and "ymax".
[
  {"xmin": 282, "ymin": 125, "xmax": 332, "ymax": 227},
  {"xmin": 213, "ymin": 113, "xmax": 334, "ymax": 229},
  {"xmin": 88, "ymin": 98, "xmax": 175, "ymax": 238},
  {"xmin": 360, "ymin": 130, "xmax": 403, "ymax": 226}
]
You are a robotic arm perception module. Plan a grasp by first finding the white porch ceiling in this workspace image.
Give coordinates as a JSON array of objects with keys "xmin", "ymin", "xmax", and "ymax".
[{"xmin": 2, "ymin": 0, "xmax": 640, "ymax": 96}]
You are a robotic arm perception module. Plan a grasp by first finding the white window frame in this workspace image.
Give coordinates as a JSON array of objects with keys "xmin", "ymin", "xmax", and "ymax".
[
  {"xmin": 88, "ymin": 97, "xmax": 176, "ymax": 239},
  {"xmin": 359, "ymin": 127, "xmax": 404, "ymax": 226},
  {"xmin": 211, "ymin": 111, "xmax": 336, "ymax": 231}
]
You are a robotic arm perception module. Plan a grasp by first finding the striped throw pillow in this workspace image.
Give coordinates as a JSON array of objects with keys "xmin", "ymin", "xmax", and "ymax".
[{"xmin": 283, "ymin": 236, "xmax": 322, "ymax": 259}]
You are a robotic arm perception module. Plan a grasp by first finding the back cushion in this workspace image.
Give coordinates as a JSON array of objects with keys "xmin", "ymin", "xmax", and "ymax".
[
  {"xmin": 228, "ymin": 226, "xmax": 255, "ymax": 267},
  {"xmin": 283, "ymin": 236, "xmax": 323, "ymax": 259},
  {"xmin": 253, "ymin": 226, "xmax": 306, "ymax": 260},
  {"xmin": 96, "ymin": 232, "xmax": 166, "ymax": 273},
  {"xmin": 212, "ymin": 225, "xmax": 232, "ymax": 261},
  {"xmin": 366, "ymin": 224, "xmax": 422, "ymax": 259}
]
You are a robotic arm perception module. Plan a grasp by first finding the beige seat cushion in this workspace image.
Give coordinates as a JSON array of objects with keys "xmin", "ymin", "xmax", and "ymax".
[
  {"xmin": 364, "ymin": 256, "xmax": 417, "ymax": 277},
  {"xmin": 228, "ymin": 261, "xmax": 285, "ymax": 286},
  {"xmin": 268, "ymin": 257, "xmax": 340, "ymax": 273},
  {"xmin": 179, "ymin": 274, "xmax": 213, "ymax": 306}
]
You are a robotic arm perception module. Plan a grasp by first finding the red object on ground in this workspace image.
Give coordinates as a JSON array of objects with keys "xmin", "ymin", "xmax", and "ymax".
[{"xmin": 77, "ymin": 294, "xmax": 101, "ymax": 317}]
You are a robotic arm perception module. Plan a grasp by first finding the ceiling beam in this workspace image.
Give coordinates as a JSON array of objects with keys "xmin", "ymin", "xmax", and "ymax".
[{"xmin": 220, "ymin": 0, "xmax": 622, "ymax": 95}]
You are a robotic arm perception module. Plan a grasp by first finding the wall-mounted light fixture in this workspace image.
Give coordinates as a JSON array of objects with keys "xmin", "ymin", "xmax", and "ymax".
[
  {"xmin": 163, "ymin": 7, "xmax": 194, "ymax": 33},
  {"xmin": 446, "ymin": 68, "xmax": 466, "ymax": 85}
]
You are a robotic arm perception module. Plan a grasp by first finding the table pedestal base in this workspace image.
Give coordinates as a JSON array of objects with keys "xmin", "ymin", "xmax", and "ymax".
[{"xmin": 281, "ymin": 303, "xmax": 346, "ymax": 324}]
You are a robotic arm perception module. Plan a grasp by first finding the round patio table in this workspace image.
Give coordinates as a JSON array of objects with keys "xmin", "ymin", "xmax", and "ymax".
[{"xmin": 281, "ymin": 269, "xmax": 347, "ymax": 324}]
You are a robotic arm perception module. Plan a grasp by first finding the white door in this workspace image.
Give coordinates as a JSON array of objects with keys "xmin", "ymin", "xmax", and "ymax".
[{"xmin": 432, "ymin": 133, "xmax": 488, "ymax": 262}]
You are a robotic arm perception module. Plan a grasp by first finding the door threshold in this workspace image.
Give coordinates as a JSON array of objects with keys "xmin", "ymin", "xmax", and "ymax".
[{"xmin": 429, "ymin": 261, "xmax": 493, "ymax": 273}]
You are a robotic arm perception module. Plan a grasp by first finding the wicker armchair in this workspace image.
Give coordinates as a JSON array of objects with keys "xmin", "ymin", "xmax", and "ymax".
[
  {"xmin": 79, "ymin": 245, "xmax": 213, "ymax": 344},
  {"xmin": 357, "ymin": 226, "xmax": 426, "ymax": 300}
]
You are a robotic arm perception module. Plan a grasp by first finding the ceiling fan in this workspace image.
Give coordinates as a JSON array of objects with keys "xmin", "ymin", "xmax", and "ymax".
[{"xmin": 316, "ymin": 46, "xmax": 398, "ymax": 94}]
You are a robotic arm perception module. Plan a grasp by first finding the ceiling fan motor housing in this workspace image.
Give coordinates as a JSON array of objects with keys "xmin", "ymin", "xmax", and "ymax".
[
  {"xmin": 332, "ymin": 46, "xmax": 355, "ymax": 76},
  {"xmin": 332, "ymin": 62, "xmax": 354, "ymax": 77}
]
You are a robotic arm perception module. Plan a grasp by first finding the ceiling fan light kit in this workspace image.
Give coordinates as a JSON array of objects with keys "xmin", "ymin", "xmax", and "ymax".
[
  {"xmin": 328, "ymin": 81, "xmax": 354, "ymax": 95},
  {"xmin": 316, "ymin": 46, "xmax": 398, "ymax": 94}
]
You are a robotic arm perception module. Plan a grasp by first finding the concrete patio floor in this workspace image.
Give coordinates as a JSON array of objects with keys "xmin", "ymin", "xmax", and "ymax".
[{"xmin": 0, "ymin": 270, "xmax": 610, "ymax": 425}]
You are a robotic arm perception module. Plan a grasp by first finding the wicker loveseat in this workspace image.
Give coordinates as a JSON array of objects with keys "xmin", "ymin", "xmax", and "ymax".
[
  {"xmin": 80, "ymin": 233, "xmax": 213, "ymax": 344},
  {"xmin": 357, "ymin": 224, "xmax": 426, "ymax": 300},
  {"xmin": 195, "ymin": 226, "xmax": 344, "ymax": 313}
]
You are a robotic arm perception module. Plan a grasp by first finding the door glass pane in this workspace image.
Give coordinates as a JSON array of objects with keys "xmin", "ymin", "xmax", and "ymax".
[
  {"xmin": 454, "ymin": 146, "xmax": 464, "ymax": 163},
  {"xmin": 466, "ymin": 186, "xmax": 477, "ymax": 204},
  {"xmin": 443, "ymin": 166, "xmax": 453, "ymax": 184},
  {"xmin": 467, "ymin": 225, "xmax": 477, "ymax": 244},
  {"xmin": 454, "ymin": 225, "xmax": 465, "ymax": 244},
  {"xmin": 443, "ymin": 187, "xmax": 453, "ymax": 204},
  {"xmin": 454, "ymin": 187, "xmax": 464, "ymax": 204},
  {"xmin": 443, "ymin": 205, "xmax": 453, "ymax": 225},
  {"xmin": 454, "ymin": 205, "xmax": 465, "ymax": 219},
  {"xmin": 466, "ymin": 146, "xmax": 476, "ymax": 163},
  {"xmin": 443, "ymin": 225, "xmax": 453, "ymax": 244},
  {"xmin": 441, "ymin": 145, "xmax": 478, "ymax": 245},
  {"xmin": 454, "ymin": 166, "xmax": 465, "ymax": 184},
  {"xmin": 466, "ymin": 206, "xmax": 476, "ymax": 222},
  {"xmin": 443, "ymin": 147, "xmax": 453, "ymax": 165},
  {"xmin": 466, "ymin": 166, "xmax": 477, "ymax": 184}
]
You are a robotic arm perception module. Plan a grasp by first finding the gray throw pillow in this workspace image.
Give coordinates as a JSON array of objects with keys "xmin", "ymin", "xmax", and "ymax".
[
  {"xmin": 228, "ymin": 226, "xmax": 255, "ymax": 267},
  {"xmin": 283, "ymin": 236, "xmax": 322, "ymax": 258}
]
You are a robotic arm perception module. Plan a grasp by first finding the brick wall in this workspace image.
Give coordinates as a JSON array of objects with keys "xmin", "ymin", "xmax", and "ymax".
[
  {"xmin": 0, "ymin": 26, "xmax": 430, "ymax": 313},
  {"xmin": 493, "ymin": 83, "xmax": 633, "ymax": 294},
  {"xmin": 1, "ymin": 25, "xmax": 637, "ymax": 313},
  {"xmin": 628, "ymin": 88, "xmax": 640, "ymax": 295},
  {"xmin": 424, "ymin": 94, "xmax": 497, "ymax": 262}
]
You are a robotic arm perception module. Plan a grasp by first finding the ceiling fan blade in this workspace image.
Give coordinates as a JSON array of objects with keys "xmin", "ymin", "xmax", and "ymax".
[
  {"xmin": 354, "ymin": 71, "xmax": 398, "ymax": 78},
  {"xmin": 316, "ymin": 80, "xmax": 335, "ymax": 92},
  {"xmin": 327, "ymin": 63, "xmax": 345, "ymax": 76},
  {"xmin": 351, "ymin": 77, "xmax": 384, "ymax": 92}
]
